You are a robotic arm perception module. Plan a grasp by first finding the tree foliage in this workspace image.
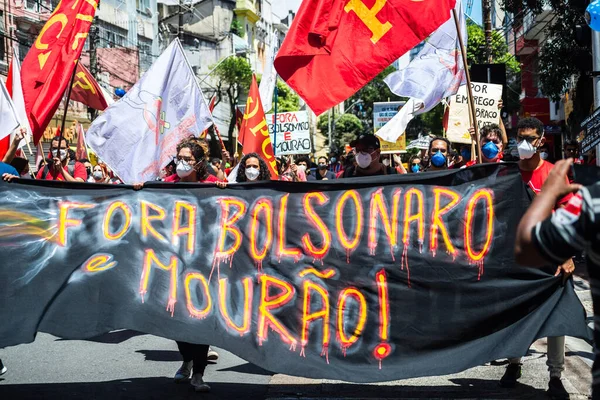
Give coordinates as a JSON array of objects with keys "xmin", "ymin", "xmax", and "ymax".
[
  {"xmin": 272, "ymin": 80, "xmax": 301, "ymax": 113},
  {"xmin": 213, "ymin": 56, "xmax": 252, "ymax": 141},
  {"xmin": 466, "ymin": 23, "xmax": 521, "ymax": 75},
  {"xmin": 317, "ymin": 113, "xmax": 364, "ymax": 149}
]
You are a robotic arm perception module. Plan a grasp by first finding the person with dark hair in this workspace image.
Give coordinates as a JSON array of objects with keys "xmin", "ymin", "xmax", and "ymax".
[
  {"xmin": 336, "ymin": 153, "xmax": 355, "ymax": 178},
  {"xmin": 468, "ymin": 124, "xmax": 505, "ymax": 164},
  {"xmin": 409, "ymin": 155, "xmax": 423, "ymax": 173},
  {"xmin": 277, "ymin": 157, "xmax": 306, "ymax": 182},
  {"xmin": 427, "ymin": 137, "xmax": 451, "ymax": 171},
  {"xmin": 499, "ymin": 116, "xmax": 573, "ymax": 397},
  {"xmin": 309, "ymin": 156, "xmax": 336, "ymax": 180},
  {"xmin": 36, "ymin": 137, "xmax": 86, "ymax": 182},
  {"xmin": 295, "ymin": 156, "xmax": 312, "ymax": 179},
  {"xmin": 88, "ymin": 163, "xmax": 109, "ymax": 183},
  {"xmin": 236, "ymin": 152, "xmax": 271, "ymax": 182},
  {"xmin": 163, "ymin": 141, "xmax": 225, "ymax": 187},
  {"xmin": 79, "ymin": 158, "xmax": 92, "ymax": 179},
  {"xmin": 564, "ymin": 139, "xmax": 582, "ymax": 183},
  {"xmin": 9, "ymin": 157, "xmax": 31, "ymax": 178},
  {"xmin": 343, "ymin": 134, "xmax": 386, "ymax": 178}
]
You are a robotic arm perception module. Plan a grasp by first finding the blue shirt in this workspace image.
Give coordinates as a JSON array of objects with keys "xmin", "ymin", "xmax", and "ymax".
[{"xmin": 0, "ymin": 162, "xmax": 18, "ymax": 177}]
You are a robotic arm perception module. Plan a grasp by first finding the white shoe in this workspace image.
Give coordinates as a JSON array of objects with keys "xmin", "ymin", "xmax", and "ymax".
[
  {"xmin": 191, "ymin": 373, "xmax": 210, "ymax": 392},
  {"xmin": 173, "ymin": 361, "xmax": 192, "ymax": 383},
  {"xmin": 207, "ymin": 348, "xmax": 219, "ymax": 362},
  {"xmin": 0, "ymin": 359, "xmax": 6, "ymax": 375}
]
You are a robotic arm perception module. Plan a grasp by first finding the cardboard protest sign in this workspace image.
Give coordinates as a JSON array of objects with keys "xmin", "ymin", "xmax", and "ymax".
[
  {"xmin": 267, "ymin": 111, "xmax": 311, "ymax": 155},
  {"xmin": 447, "ymin": 82, "xmax": 503, "ymax": 144},
  {"xmin": 0, "ymin": 164, "xmax": 588, "ymax": 382},
  {"xmin": 373, "ymin": 101, "xmax": 406, "ymax": 153}
]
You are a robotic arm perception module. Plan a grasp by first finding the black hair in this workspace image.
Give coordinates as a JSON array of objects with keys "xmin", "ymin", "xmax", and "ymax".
[
  {"xmin": 317, "ymin": 156, "xmax": 328, "ymax": 163},
  {"xmin": 50, "ymin": 137, "xmax": 70, "ymax": 148},
  {"xmin": 68, "ymin": 149, "xmax": 76, "ymax": 161},
  {"xmin": 295, "ymin": 156, "xmax": 311, "ymax": 166},
  {"xmin": 480, "ymin": 124, "xmax": 502, "ymax": 141},
  {"xmin": 428, "ymin": 136, "xmax": 451, "ymax": 155},
  {"xmin": 236, "ymin": 152, "xmax": 271, "ymax": 182},
  {"xmin": 79, "ymin": 158, "xmax": 90, "ymax": 164},
  {"xmin": 211, "ymin": 158, "xmax": 221, "ymax": 166},
  {"xmin": 516, "ymin": 117, "xmax": 544, "ymax": 136},
  {"xmin": 176, "ymin": 140, "xmax": 208, "ymax": 180},
  {"xmin": 10, "ymin": 157, "xmax": 28, "ymax": 175}
]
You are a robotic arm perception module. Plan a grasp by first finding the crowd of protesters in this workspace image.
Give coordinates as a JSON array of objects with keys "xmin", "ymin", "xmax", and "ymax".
[{"xmin": 1, "ymin": 115, "xmax": 599, "ymax": 398}]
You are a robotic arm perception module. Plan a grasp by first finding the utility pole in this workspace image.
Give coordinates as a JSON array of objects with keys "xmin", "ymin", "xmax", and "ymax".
[
  {"xmin": 482, "ymin": 0, "xmax": 493, "ymax": 63},
  {"xmin": 89, "ymin": 16, "xmax": 99, "ymax": 120},
  {"xmin": 178, "ymin": 0, "xmax": 184, "ymax": 41}
]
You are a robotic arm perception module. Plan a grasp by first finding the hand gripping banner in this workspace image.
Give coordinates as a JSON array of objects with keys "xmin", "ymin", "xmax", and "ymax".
[{"xmin": 0, "ymin": 163, "xmax": 589, "ymax": 382}]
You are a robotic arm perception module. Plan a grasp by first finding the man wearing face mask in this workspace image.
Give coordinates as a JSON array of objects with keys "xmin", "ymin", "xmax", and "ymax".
[
  {"xmin": 308, "ymin": 156, "xmax": 336, "ymax": 180},
  {"xmin": 343, "ymin": 134, "xmax": 386, "ymax": 178},
  {"xmin": 36, "ymin": 137, "xmax": 86, "ymax": 182},
  {"xmin": 426, "ymin": 137, "xmax": 451, "ymax": 171},
  {"xmin": 499, "ymin": 117, "xmax": 573, "ymax": 398}
]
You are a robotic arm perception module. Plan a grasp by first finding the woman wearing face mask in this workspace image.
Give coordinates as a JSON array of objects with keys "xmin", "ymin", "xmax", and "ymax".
[
  {"xmin": 409, "ymin": 156, "xmax": 423, "ymax": 173},
  {"xmin": 164, "ymin": 141, "xmax": 226, "ymax": 187},
  {"xmin": 88, "ymin": 163, "xmax": 109, "ymax": 183},
  {"xmin": 236, "ymin": 152, "xmax": 271, "ymax": 182}
]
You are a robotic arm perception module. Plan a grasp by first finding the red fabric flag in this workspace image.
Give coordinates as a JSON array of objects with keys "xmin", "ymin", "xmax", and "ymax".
[
  {"xmin": 274, "ymin": 0, "xmax": 456, "ymax": 115},
  {"xmin": 235, "ymin": 107, "xmax": 244, "ymax": 131},
  {"xmin": 75, "ymin": 123, "xmax": 88, "ymax": 160},
  {"xmin": 208, "ymin": 95, "xmax": 217, "ymax": 113},
  {"xmin": 238, "ymin": 75, "xmax": 278, "ymax": 179},
  {"xmin": 21, "ymin": 0, "xmax": 98, "ymax": 144},
  {"xmin": 70, "ymin": 63, "xmax": 109, "ymax": 111}
]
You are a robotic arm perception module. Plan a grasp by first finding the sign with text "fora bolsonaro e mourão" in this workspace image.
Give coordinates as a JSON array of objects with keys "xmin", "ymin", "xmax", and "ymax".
[
  {"xmin": 0, "ymin": 163, "xmax": 588, "ymax": 382},
  {"xmin": 267, "ymin": 111, "xmax": 311, "ymax": 155}
]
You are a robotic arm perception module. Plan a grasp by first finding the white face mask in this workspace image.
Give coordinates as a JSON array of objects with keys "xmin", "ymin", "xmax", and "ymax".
[
  {"xmin": 176, "ymin": 160, "xmax": 194, "ymax": 178},
  {"xmin": 540, "ymin": 152, "xmax": 549, "ymax": 160},
  {"xmin": 382, "ymin": 159, "xmax": 390, "ymax": 166},
  {"xmin": 51, "ymin": 149, "xmax": 67, "ymax": 160},
  {"xmin": 517, "ymin": 139, "xmax": 537, "ymax": 160},
  {"xmin": 297, "ymin": 165, "xmax": 307, "ymax": 173},
  {"xmin": 93, "ymin": 171, "xmax": 103, "ymax": 180},
  {"xmin": 356, "ymin": 151, "xmax": 372, "ymax": 169},
  {"xmin": 245, "ymin": 167, "xmax": 260, "ymax": 181}
]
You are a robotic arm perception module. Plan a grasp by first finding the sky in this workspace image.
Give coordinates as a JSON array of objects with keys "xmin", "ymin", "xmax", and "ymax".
[{"xmin": 272, "ymin": 0, "xmax": 483, "ymax": 25}]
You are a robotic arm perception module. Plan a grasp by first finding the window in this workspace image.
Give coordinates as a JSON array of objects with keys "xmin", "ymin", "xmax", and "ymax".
[
  {"xmin": 137, "ymin": 0, "xmax": 150, "ymax": 14},
  {"xmin": 138, "ymin": 36, "xmax": 153, "ymax": 73},
  {"xmin": 98, "ymin": 21, "xmax": 129, "ymax": 48}
]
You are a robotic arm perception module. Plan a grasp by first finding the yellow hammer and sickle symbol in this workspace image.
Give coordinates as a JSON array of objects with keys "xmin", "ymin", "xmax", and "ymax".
[
  {"xmin": 244, "ymin": 97, "xmax": 260, "ymax": 120},
  {"xmin": 344, "ymin": 0, "xmax": 393, "ymax": 44},
  {"xmin": 35, "ymin": 13, "xmax": 69, "ymax": 69},
  {"xmin": 73, "ymin": 72, "xmax": 97, "ymax": 94}
]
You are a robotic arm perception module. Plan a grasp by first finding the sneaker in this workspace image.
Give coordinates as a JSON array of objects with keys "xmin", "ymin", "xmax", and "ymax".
[
  {"xmin": 173, "ymin": 361, "xmax": 192, "ymax": 383},
  {"xmin": 0, "ymin": 359, "xmax": 6, "ymax": 375},
  {"xmin": 547, "ymin": 377, "xmax": 570, "ymax": 400},
  {"xmin": 499, "ymin": 363, "xmax": 522, "ymax": 388},
  {"xmin": 207, "ymin": 348, "xmax": 219, "ymax": 362},
  {"xmin": 190, "ymin": 373, "xmax": 210, "ymax": 392}
]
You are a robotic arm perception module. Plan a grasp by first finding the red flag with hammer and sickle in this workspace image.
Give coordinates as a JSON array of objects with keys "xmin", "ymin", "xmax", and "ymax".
[
  {"xmin": 70, "ymin": 63, "xmax": 109, "ymax": 111},
  {"xmin": 21, "ymin": 0, "xmax": 98, "ymax": 144},
  {"xmin": 238, "ymin": 75, "xmax": 278, "ymax": 179},
  {"xmin": 274, "ymin": 0, "xmax": 456, "ymax": 115}
]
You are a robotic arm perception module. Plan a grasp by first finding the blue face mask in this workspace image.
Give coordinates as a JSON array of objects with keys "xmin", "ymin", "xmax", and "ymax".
[
  {"xmin": 482, "ymin": 141, "xmax": 499, "ymax": 160},
  {"xmin": 430, "ymin": 151, "xmax": 447, "ymax": 168},
  {"xmin": 411, "ymin": 165, "xmax": 420, "ymax": 173},
  {"xmin": 461, "ymin": 149, "xmax": 471, "ymax": 161}
]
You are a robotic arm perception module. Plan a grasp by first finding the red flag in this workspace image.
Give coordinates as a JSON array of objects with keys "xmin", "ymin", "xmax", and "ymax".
[
  {"xmin": 21, "ymin": 0, "xmax": 98, "ymax": 144},
  {"xmin": 274, "ymin": 0, "xmax": 456, "ymax": 115},
  {"xmin": 208, "ymin": 95, "xmax": 217, "ymax": 113},
  {"xmin": 235, "ymin": 107, "xmax": 244, "ymax": 131},
  {"xmin": 75, "ymin": 123, "xmax": 88, "ymax": 160},
  {"xmin": 239, "ymin": 75, "xmax": 278, "ymax": 179},
  {"xmin": 70, "ymin": 63, "xmax": 109, "ymax": 111}
]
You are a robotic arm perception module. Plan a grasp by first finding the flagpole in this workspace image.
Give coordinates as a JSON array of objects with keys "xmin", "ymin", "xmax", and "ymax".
[
  {"xmin": 452, "ymin": 8, "xmax": 482, "ymax": 164},
  {"xmin": 57, "ymin": 61, "xmax": 79, "ymax": 151},
  {"xmin": 273, "ymin": 76, "xmax": 278, "ymax": 156}
]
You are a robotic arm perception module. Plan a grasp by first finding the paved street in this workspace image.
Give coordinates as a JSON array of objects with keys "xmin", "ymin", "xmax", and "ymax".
[{"xmin": 0, "ymin": 274, "xmax": 594, "ymax": 400}]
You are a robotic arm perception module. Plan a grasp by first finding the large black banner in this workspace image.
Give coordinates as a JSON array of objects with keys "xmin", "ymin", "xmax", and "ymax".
[{"xmin": 0, "ymin": 163, "xmax": 589, "ymax": 382}]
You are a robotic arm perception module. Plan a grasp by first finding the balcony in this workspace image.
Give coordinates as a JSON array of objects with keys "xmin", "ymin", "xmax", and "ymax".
[{"xmin": 235, "ymin": 0, "xmax": 260, "ymax": 24}]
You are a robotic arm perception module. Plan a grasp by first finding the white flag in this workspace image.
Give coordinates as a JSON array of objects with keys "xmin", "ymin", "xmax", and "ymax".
[
  {"xmin": 9, "ymin": 46, "xmax": 32, "ymax": 148},
  {"xmin": 375, "ymin": 98, "xmax": 420, "ymax": 143},
  {"xmin": 259, "ymin": 33, "xmax": 277, "ymax": 113},
  {"xmin": 86, "ymin": 39, "xmax": 213, "ymax": 184},
  {"xmin": 0, "ymin": 78, "xmax": 19, "ymax": 142},
  {"xmin": 382, "ymin": 1, "xmax": 467, "ymax": 142}
]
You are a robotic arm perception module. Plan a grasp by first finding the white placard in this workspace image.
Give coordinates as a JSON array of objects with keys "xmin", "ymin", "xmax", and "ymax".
[{"xmin": 267, "ymin": 111, "xmax": 311, "ymax": 155}]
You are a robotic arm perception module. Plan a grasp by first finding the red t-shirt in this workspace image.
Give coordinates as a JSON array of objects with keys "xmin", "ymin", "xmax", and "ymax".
[
  {"xmin": 164, "ymin": 173, "xmax": 220, "ymax": 183},
  {"xmin": 36, "ymin": 162, "xmax": 87, "ymax": 181},
  {"xmin": 520, "ymin": 160, "xmax": 573, "ymax": 207}
]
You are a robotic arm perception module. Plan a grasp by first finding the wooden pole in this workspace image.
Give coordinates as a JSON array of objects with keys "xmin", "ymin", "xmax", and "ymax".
[{"xmin": 452, "ymin": 8, "xmax": 482, "ymax": 164}]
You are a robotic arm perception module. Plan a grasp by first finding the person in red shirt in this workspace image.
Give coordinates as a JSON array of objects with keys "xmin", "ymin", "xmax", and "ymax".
[
  {"xmin": 35, "ymin": 137, "xmax": 86, "ymax": 182},
  {"xmin": 500, "ymin": 117, "xmax": 572, "ymax": 399},
  {"xmin": 164, "ymin": 140, "xmax": 225, "ymax": 188}
]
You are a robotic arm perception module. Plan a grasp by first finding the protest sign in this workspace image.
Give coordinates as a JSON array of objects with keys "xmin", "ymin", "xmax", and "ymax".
[
  {"xmin": 447, "ymin": 82, "xmax": 503, "ymax": 144},
  {"xmin": 267, "ymin": 111, "xmax": 311, "ymax": 155},
  {"xmin": 373, "ymin": 101, "xmax": 406, "ymax": 153},
  {"xmin": 0, "ymin": 164, "xmax": 588, "ymax": 382},
  {"xmin": 581, "ymin": 106, "xmax": 600, "ymax": 154}
]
